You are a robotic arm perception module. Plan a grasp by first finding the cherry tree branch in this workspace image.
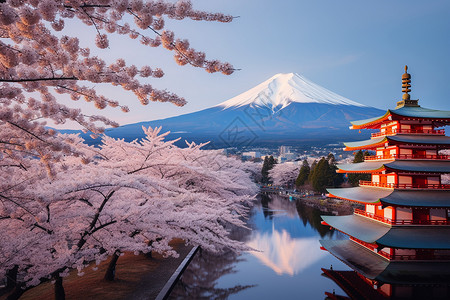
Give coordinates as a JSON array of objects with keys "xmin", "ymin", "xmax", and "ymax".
[{"xmin": 0, "ymin": 77, "xmax": 78, "ymax": 83}]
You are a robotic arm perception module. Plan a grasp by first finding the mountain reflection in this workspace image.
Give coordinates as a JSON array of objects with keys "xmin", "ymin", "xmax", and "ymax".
[
  {"xmin": 248, "ymin": 194, "xmax": 339, "ymax": 276},
  {"xmin": 247, "ymin": 229, "xmax": 326, "ymax": 276},
  {"xmin": 168, "ymin": 193, "xmax": 351, "ymax": 299},
  {"xmin": 255, "ymin": 193, "xmax": 338, "ymax": 239}
]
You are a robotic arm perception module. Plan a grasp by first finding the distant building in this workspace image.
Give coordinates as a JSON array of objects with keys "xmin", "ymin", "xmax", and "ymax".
[
  {"xmin": 277, "ymin": 146, "xmax": 297, "ymax": 162},
  {"xmin": 279, "ymin": 146, "xmax": 292, "ymax": 156},
  {"xmin": 242, "ymin": 151, "xmax": 262, "ymax": 160}
]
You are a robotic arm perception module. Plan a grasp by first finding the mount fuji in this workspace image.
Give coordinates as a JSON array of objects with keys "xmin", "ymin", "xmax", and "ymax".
[{"xmin": 93, "ymin": 73, "xmax": 384, "ymax": 147}]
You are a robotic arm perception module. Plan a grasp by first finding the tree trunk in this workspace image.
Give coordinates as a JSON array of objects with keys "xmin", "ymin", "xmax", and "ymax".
[
  {"xmin": 146, "ymin": 238, "xmax": 162, "ymax": 259},
  {"xmin": 104, "ymin": 251, "xmax": 120, "ymax": 281},
  {"xmin": 6, "ymin": 266, "xmax": 18, "ymax": 290},
  {"xmin": 6, "ymin": 284, "xmax": 27, "ymax": 300},
  {"xmin": 54, "ymin": 275, "xmax": 65, "ymax": 300}
]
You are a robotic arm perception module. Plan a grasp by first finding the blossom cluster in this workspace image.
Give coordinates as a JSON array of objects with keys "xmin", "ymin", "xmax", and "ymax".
[
  {"xmin": 0, "ymin": 0, "xmax": 243, "ymax": 292},
  {"xmin": 1, "ymin": 0, "xmax": 234, "ymax": 175},
  {"xmin": 0, "ymin": 127, "xmax": 258, "ymax": 287}
]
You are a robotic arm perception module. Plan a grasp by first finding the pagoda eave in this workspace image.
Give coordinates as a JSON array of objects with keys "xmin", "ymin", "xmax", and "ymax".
[
  {"xmin": 327, "ymin": 187, "xmax": 450, "ymax": 208},
  {"xmin": 344, "ymin": 134, "xmax": 450, "ymax": 152},
  {"xmin": 336, "ymin": 161, "xmax": 386, "ymax": 173},
  {"xmin": 350, "ymin": 111, "xmax": 391, "ymax": 130},
  {"xmin": 327, "ymin": 187, "xmax": 391, "ymax": 205},
  {"xmin": 390, "ymin": 107, "xmax": 450, "ymax": 124},
  {"xmin": 377, "ymin": 226, "xmax": 450, "ymax": 250},
  {"xmin": 321, "ymin": 269, "xmax": 386, "ymax": 300},
  {"xmin": 344, "ymin": 144, "xmax": 385, "ymax": 151},
  {"xmin": 383, "ymin": 160, "xmax": 450, "ymax": 173},
  {"xmin": 320, "ymin": 240, "xmax": 450, "ymax": 285},
  {"xmin": 321, "ymin": 214, "xmax": 390, "ymax": 244},
  {"xmin": 322, "ymin": 214, "xmax": 450, "ymax": 249},
  {"xmin": 328, "ymin": 193, "xmax": 382, "ymax": 205},
  {"xmin": 343, "ymin": 136, "xmax": 387, "ymax": 151},
  {"xmin": 337, "ymin": 169, "xmax": 383, "ymax": 174},
  {"xmin": 349, "ymin": 106, "xmax": 450, "ymax": 130},
  {"xmin": 337, "ymin": 160, "xmax": 450, "ymax": 174},
  {"xmin": 380, "ymin": 190, "xmax": 450, "ymax": 208}
]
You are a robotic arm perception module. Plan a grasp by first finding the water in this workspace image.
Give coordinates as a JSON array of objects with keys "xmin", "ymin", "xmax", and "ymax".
[{"xmin": 168, "ymin": 193, "xmax": 352, "ymax": 299}]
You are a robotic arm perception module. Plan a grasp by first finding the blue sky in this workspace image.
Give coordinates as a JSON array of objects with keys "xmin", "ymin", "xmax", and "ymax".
[{"xmin": 64, "ymin": 0, "xmax": 450, "ymax": 127}]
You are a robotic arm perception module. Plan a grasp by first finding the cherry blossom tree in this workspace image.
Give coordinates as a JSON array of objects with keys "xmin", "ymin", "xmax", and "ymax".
[
  {"xmin": 269, "ymin": 162, "xmax": 300, "ymax": 188},
  {"xmin": 1, "ymin": 127, "xmax": 257, "ymax": 299},
  {"xmin": 0, "ymin": 1, "xmax": 249, "ymax": 298},
  {"xmin": 0, "ymin": 0, "xmax": 235, "ymax": 175}
]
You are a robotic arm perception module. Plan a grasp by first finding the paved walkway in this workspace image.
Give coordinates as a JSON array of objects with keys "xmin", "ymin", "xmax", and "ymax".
[
  {"xmin": 124, "ymin": 243, "xmax": 193, "ymax": 300},
  {"xmin": 1, "ymin": 240, "xmax": 194, "ymax": 300}
]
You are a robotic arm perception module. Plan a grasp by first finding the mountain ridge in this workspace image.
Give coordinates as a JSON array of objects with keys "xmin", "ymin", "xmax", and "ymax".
[{"xmin": 65, "ymin": 73, "xmax": 385, "ymax": 147}]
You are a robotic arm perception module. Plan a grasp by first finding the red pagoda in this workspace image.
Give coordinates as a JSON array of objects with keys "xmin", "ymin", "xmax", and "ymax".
[{"xmin": 320, "ymin": 66, "xmax": 450, "ymax": 299}]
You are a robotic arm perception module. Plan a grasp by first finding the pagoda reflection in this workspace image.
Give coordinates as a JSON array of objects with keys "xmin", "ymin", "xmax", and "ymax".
[{"xmin": 320, "ymin": 67, "xmax": 450, "ymax": 299}]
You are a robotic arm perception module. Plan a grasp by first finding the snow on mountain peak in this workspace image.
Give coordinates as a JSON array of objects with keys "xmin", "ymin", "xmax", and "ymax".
[{"xmin": 216, "ymin": 72, "xmax": 367, "ymax": 110}]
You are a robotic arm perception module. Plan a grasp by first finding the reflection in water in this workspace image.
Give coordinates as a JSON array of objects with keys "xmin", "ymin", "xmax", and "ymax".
[
  {"xmin": 247, "ymin": 229, "xmax": 326, "ymax": 276},
  {"xmin": 169, "ymin": 193, "xmax": 351, "ymax": 299},
  {"xmin": 168, "ymin": 249, "xmax": 256, "ymax": 300},
  {"xmin": 249, "ymin": 194, "xmax": 334, "ymax": 276}
]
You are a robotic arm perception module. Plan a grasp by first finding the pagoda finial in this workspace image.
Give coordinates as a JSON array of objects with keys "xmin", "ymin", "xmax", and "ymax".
[
  {"xmin": 402, "ymin": 65, "xmax": 411, "ymax": 100},
  {"xmin": 396, "ymin": 65, "xmax": 419, "ymax": 109}
]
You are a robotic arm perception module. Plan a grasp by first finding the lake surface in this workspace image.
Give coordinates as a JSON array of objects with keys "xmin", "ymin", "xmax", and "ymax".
[{"xmin": 168, "ymin": 193, "xmax": 352, "ymax": 299}]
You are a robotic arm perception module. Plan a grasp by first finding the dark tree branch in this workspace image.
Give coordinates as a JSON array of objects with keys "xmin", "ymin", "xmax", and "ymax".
[{"xmin": 0, "ymin": 76, "xmax": 77, "ymax": 83}]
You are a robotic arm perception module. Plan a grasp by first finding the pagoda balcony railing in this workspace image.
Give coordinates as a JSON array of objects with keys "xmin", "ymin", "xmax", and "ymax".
[
  {"xmin": 364, "ymin": 154, "xmax": 450, "ymax": 161},
  {"xmin": 371, "ymin": 128, "xmax": 445, "ymax": 138},
  {"xmin": 350, "ymin": 237, "xmax": 450, "ymax": 261},
  {"xmin": 359, "ymin": 180, "xmax": 450, "ymax": 190},
  {"xmin": 377, "ymin": 250, "xmax": 450, "ymax": 261},
  {"xmin": 354, "ymin": 208, "xmax": 392, "ymax": 224},
  {"xmin": 354, "ymin": 208, "xmax": 450, "ymax": 225}
]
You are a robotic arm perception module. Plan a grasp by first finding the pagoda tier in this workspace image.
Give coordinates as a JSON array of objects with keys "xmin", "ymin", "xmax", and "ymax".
[
  {"xmin": 322, "ymin": 268, "xmax": 450, "ymax": 300},
  {"xmin": 327, "ymin": 187, "xmax": 450, "ymax": 208},
  {"xmin": 343, "ymin": 134, "xmax": 450, "ymax": 151},
  {"xmin": 321, "ymin": 214, "xmax": 450, "ymax": 249},
  {"xmin": 320, "ymin": 240, "xmax": 450, "ymax": 285},
  {"xmin": 321, "ymin": 269, "xmax": 388, "ymax": 300},
  {"xmin": 350, "ymin": 106, "xmax": 450, "ymax": 130},
  {"xmin": 336, "ymin": 160, "xmax": 450, "ymax": 174}
]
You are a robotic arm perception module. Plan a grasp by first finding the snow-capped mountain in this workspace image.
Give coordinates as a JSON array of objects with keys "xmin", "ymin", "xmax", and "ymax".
[
  {"xmin": 217, "ymin": 73, "xmax": 366, "ymax": 110},
  {"xmin": 92, "ymin": 73, "xmax": 384, "ymax": 147}
]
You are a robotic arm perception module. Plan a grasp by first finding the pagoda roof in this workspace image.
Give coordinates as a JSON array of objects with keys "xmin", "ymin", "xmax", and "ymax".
[
  {"xmin": 321, "ymin": 269, "xmax": 387, "ymax": 300},
  {"xmin": 320, "ymin": 239, "xmax": 450, "ymax": 285},
  {"xmin": 337, "ymin": 161, "xmax": 385, "ymax": 173},
  {"xmin": 380, "ymin": 190, "xmax": 450, "ymax": 208},
  {"xmin": 328, "ymin": 187, "xmax": 450, "ymax": 208},
  {"xmin": 321, "ymin": 214, "xmax": 450, "ymax": 249},
  {"xmin": 350, "ymin": 106, "xmax": 450, "ymax": 129},
  {"xmin": 327, "ymin": 187, "xmax": 390, "ymax": 204},
  {"xmin": 321, "ymin": 215, "xmax": 390, "ymax": 243},
  {"xmin": 336, "ymin": 160, "xmax": 450, "ymax": 173},
  {"xmin": 343, "ymin": 134, "xmax": 450, "ymax": 151},
  {"xmin": 388, "ymin": 134, "xmax": 450, "ymax": 146},
  {"xmin": 392, "ymin": 105, "xmax": 450, "ymax": 120},
  {"xmin": 350, "ymin": 112, "xmax": 391, "ymax": 129},
  {"xmin": 343, "ymin": 136, "xmax": 386, "ymax": 150},
  {"xmin": 377, "ymin": 226, "xmax": 450, "ymax": 249}
]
